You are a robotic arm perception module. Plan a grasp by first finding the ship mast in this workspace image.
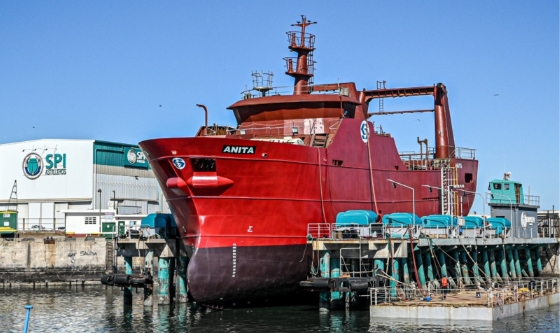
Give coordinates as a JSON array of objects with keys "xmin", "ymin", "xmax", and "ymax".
[{"xmin": 284, "ymin": 15, "xmax": 316, "ymax": 95}]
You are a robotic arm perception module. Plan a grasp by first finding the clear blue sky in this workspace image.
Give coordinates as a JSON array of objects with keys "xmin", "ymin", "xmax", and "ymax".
[{"xmin": 1, "ymin": 1, "xmax": 558, "ymax": 212}]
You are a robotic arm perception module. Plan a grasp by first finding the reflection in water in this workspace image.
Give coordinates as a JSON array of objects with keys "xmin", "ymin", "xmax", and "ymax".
[{"xmin": 0, "ymin": 286, "xmax": 558, "ymax": 332}]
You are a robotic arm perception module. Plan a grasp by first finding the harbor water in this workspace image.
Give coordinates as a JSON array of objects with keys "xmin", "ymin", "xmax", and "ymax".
[{"xmin": 0, "ymin": 285, "xmax": 558, "ymax": 332}]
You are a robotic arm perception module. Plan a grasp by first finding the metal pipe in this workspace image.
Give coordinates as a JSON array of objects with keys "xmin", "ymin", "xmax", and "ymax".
[
  {"xmin": 23, "ymin": 305, "xmax": 33, "ymax": 333},
  {"xmin": 196, "ymin": 104, "xmax": 208, "ymax": 136}
]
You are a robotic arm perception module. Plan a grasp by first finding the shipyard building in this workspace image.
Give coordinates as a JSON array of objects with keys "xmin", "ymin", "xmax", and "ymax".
[{"xmin": 0, "ymin": 139, "xmax": 169, "ymax": 235}]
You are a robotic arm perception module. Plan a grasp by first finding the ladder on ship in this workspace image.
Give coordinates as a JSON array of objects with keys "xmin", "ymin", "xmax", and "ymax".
[
  {"xmin": 311, "ymin": 134, "xmax": 328, "ymax": 148},
  {"xmin": 441, "ymin": 167, "xmax": 460, "ymax": 216}
]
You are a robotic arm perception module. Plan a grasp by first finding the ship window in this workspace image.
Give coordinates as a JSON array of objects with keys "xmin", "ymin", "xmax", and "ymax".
[
  {"xmin": 504, "ymin": 183, "xmax": 510, "ymax": 190},
  {"xmin": 465, "ymin": 173, "xmax": 473, "ymax": 183},
  {"xmin": 191, "ymin": 158, "xmax": 216, "ymax": 172},
  {"xmin": 493, "ymin": 183, "xmax": 501, "ymax": 190},
  {"xmin": 332, "ymin": 160, "xmax": 343, "ymax": 166}
]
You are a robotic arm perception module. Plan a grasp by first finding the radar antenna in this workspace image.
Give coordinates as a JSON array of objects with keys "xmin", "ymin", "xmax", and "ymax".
[{"xmin": 252, "ymin": 71, "xmax": 274, "ymax": 97}]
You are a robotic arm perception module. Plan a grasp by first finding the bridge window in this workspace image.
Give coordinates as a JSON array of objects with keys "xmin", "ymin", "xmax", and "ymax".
[
  {"xmin": 504, "ymin": 183, "xmax": 510, "ymax": 190},
  {"xmin": 332, "ymin": 160, "xmax": 343, "ymax": 166},
  {"xmin": 465, "ymin": 173, "xmax": 473, "ymax": 183},
  {"xmin": 493, "ymin": 183, "xmax": 502, "ymax": 190}
]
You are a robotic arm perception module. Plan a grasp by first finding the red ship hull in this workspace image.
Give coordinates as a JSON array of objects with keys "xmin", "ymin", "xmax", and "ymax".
[{"xmin": 139, "ymin": 118, "xmax": 478, "ymax": 305}]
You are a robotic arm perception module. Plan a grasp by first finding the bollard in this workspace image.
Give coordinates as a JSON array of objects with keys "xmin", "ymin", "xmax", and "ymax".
[
  {"xmin": 124, "ymin": 257, "xmax": 133, "ymax": 305},
  {"xmin": 23, "ymin": 305, "xmax": 33, "ymax": 333},
  {"xmin": 177, "ymin": 256, "xmax": 189, "ymax": 303}
]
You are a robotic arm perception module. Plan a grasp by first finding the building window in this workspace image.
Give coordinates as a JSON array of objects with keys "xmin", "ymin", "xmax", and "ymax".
[{"xmin": 85, "ymin": 217, "xmax": 97, "ymax": 225}]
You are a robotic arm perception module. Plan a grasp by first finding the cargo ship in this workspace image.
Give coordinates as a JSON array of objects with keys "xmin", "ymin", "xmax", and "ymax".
[{"xmin": 139, "ymin": 16, "xmax": 478, "ymax": 307}]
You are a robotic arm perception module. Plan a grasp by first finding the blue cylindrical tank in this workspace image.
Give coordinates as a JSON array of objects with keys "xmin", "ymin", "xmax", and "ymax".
[
  {"xmin": 335, "ymin": 210, "xmax": 377, "ymax": 226},
  {"xmin": 382, "ymin": 213, "xmax": 422, "ymax": 226},
  {"xmin": 464, "ymin": 216, "xmax": 484, "ymax": 229},
  {"xmin": 421, "ymin": 214, "xmax": 457, "ymax": 228}
]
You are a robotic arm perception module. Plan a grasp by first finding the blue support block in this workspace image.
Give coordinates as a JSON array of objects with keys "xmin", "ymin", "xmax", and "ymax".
[
  {"xmin": 124, "ymin": 257, "xmax": 133, "ymax": 305},
  {"xmin": 177, "ymin": 256, "xmax": 189, "ymax": 303}
]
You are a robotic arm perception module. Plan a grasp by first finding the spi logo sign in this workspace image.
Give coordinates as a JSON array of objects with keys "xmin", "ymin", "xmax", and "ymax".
[
  {"xmin": 360, "ymin": 121, "xmax": 370, "ymax": 143},
  {"xmin": 45, "ymin": 153, "xmax": 67, "ymax": 175},
  {"xmin": 124, "ymin": 148, "xmax": 148, "ymax": 168},
  {"xmin": 22, "ymin": 153, "xmax": 44, "ymax": 179},
  {"xmin": 23, "ymin": 153, "xmax": 67, "ymax": 179}
]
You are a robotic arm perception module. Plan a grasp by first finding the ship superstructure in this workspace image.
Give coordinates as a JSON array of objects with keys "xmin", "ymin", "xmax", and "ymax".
[{"xmin": 139, "ymin": 16, "xmax": 478, "ymax": 306}]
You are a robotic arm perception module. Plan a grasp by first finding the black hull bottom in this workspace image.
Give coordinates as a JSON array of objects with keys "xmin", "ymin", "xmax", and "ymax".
[{"xmin": 187, "ymin": 244, "xmax": 313, "ymax": 306}]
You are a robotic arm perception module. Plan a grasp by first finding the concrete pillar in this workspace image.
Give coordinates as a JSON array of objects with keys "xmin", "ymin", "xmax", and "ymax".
[
  {"xmin": 415, "ymin": 250, "xmax": 427, "ymax": 289},
  {"xmin": 536, "ymin": 246, "xmax": 543, "ymax": 276},
  {"xmin": 438, "ymin": 251, "xmax": 456, "ymax": 288},
  {"xmin": 470, "ymin": 250, "xmax": 482, "ymax": 284},
  {"xmin": 401, "ymin": 258, "xmax": 410, "ymax": 284},
  {"xmin": 507, "ymin": 249, "xmax": 517, "ymax": 279},
  {"xmin": 158, "ymin": 257, "xmax": 171, "ymax": 305},
  {"xmin": 513, "ymin": 248, "xmax": 522, "ymax": 278},
  {"xmin": 177, "ymin": 256, "xmax": 189, "ymax": 303},
  {"xmin": 424, "ymin": 252, "xmax": 435, "ymax": 283},
  {"xmin": 144, "ymin": 250, "xmax": 154, "ymax": 307},
  {"xmin": 319, "ymin": 251, "xmax": 330, "ymax": 312},
  {"xmin": 525, "ymin": 247, "xmax": 534, "ymax": 277},
  {"xmin": 330, "ymin": 257, "xmax": 343, "ymax": 309},
  {"xmin": 124, "ymin": 257, "xmax": 133, "ymax": 305},
  {"xmin": 489, "ymin": 250, "xmax": 500, "ymax": 282},
  {"xmin": 390, "ymin": 259, "xmax": 399, "ymax": 298},
  {"xmin": 482, "ymin": 250, "xmax": 492, "ymax": 284},
  {"xmin": 460, "ymin": 251, "xmax": 471, "ymax": 286},
  {"xmin": 453, "ymin": 251, "xmax": 462, "ymax": 287},
  {"xmin": 498, "ymin": 250, "xmax": 509, "ymax": 282}
]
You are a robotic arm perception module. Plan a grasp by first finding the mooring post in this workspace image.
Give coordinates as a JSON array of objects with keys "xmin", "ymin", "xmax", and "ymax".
[
  {"xmin": 507, "ymin": 248, "xmax": 517, "ymax": 279},
  {"xmin": 319, "ymin": 251, "xmax": 330, "ymax": 312},
  {"xmin": 525, "ymin": 247, "xmax": 534, "ymax": 277},
  {"xmin": 460, "ymin": 251, "xmax": 471, "ymax": 286},
  {"xmin": 177, "ymin": 256, "xmax": 189, "ymax": 303},
  {"xmin": 124, "ymin": 256, "xmax": 133, "ymax": 305},
  {"xmin": 157, "ymin": 257, "xmax": 171, "ymax": 305},
  {"xmin": 144, "ymin": 250, "xmax": 154, "ymax": 307},
  {"xmin": 535, "ymin": 246, "xmax": 543, "ymax": 276}
]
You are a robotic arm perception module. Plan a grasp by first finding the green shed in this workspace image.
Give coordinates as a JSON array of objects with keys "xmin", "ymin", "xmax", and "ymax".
[{"xmin": 0, "ymin": 210, "xmax": 18, "ymax": 235}]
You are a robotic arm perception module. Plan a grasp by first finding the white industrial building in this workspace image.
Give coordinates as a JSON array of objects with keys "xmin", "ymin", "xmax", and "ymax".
[{"xmin": 0, "ymin": 139, "xmax": 169, "ymax": 235}]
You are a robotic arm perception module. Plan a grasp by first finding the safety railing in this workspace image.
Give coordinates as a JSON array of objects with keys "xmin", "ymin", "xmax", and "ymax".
[
  {"xmin": 524, "ymin": 194, "xmax": 540, "ymax": 206},
  {"xmin": 370, "ymin": 277, "xmax": 558, "ymax": 306},
  {"xmin": 538, "ymin": 226, "xmax": 559, "ymax": 238}
]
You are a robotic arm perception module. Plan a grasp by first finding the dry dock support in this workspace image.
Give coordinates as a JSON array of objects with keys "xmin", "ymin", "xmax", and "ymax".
[
  {"xmin": 158, "ymin": 257, "xmax": 172, "ymax": 305},
  {"xmin": 144, "ymin": 250, "xmax": 154, "ymax": 307},
  {"xmin": 460, "ymin": 251, "xmax": 471, "ymax": 286},
  {"xmin": 124, "ymin": 257, "xmax": 133, "ymax": 305},
  {"xmin": 319, "ymin": 251, "xmax": 331, "ymax": 312},
  {"xmin": 177, "ymin": 256, "xmax": 189, "ymax": 303},
  {"xmin": 525, "ymin": 247, "xmax": 534, "ymax": 277}
]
